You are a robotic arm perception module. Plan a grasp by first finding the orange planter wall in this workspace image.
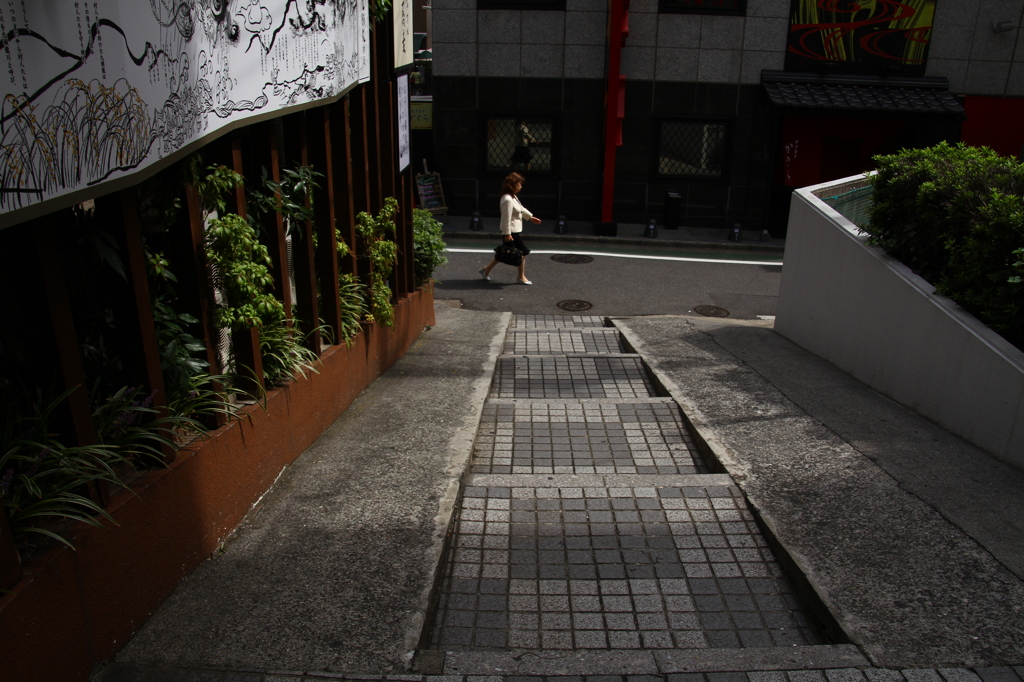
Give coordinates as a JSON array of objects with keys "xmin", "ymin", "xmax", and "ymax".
[{"xmin": 0, "ymin": 289, "xmax": 435, "ymax": 682}]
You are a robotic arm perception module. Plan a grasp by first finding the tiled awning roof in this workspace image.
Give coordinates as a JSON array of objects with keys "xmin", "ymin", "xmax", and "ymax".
[{"xmin": 761, "ymin": 71, "xmax": 965, "ymax": 116}]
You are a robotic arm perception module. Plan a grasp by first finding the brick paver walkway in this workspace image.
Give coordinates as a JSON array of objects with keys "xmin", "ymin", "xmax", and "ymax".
[{"xmin": 428, "ymin": 315, "xmax": 820, "ymax": 654}]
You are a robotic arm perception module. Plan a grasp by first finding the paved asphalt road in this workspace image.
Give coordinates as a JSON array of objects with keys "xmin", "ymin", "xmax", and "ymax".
[{"xmin": 434, "ymin": 242, "xmax": 784, "ymax": 319}]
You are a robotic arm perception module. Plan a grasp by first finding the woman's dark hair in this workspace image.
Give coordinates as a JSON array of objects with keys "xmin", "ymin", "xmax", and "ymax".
[{"xmin": 502, "ymin": 172, "xmax": 525, "ymax": 195}]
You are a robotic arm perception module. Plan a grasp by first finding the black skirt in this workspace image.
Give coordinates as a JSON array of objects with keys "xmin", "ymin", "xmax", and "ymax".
[{"xmin": 507, "ymin": 232, "xmax": 531, "ymax": 256}]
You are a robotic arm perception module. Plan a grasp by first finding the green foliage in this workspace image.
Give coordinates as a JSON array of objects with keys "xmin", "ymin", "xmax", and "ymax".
[
  {"xmin": 866, "ymin": 142, "xmax": 1024, "ymax": 348},
  {"xmin": 338, "ymin": 274, "xmax": 369, "ymax": 346},
  {"xmin": 248, "ymin": 165, "xmax": 323, "ymax": 244},
  {"xmin": 370, "ymin": 0, "xmax": 392, "ymax": 27},
  {"xmin": 199, "ymin": 161, "xmax": 330, "ymax": 387},
  {"xmin": 165, "ymin": 373, "xmax": 252, "ymax": 436},
  {"xmin": 204, "ymin": 213, "xmax": 285, "ymax": 331},
  {"xmin": 146, "ymin": 250, "xmax": 212, "ymax": 401},
  {"xmin": 335, "ymin": 228, "xmax": 351, "ymax": 260},
  {"xmin": 1, "ymin": 402, "xmax": 124, "ymax": 552},
  {"xmin": 259, "ymin": 320, "xmax": 321, "ymax": 386},
  {"xmin": 92, "ymin": 386, "xmax": 199, "ymax": 467},
  {"xmin": 1011, "ymin": 248, "xmax": 1024, "ymax": 285},
  {"xmin": 0, "ymin": 383, "xmax": 201, "ymax": 555},
  {"xmin": 195, "ymin": 164, "xmax": 244, "ymax": 216},
  {"xmin": 356, "ymin": 197, "xmax": 400, "ymax": 327},
  {"xmin": 412, "ymin": 208, "xmax": 448, "ymax": 287}
]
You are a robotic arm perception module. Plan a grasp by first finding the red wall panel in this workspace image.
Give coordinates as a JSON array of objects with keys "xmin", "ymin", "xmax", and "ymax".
[{"xmin": 962, "ymin": 96, "xmax": 1024, "ymax": 160}]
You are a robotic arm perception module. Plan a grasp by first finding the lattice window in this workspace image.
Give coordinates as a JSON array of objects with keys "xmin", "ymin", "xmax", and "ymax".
[
  {"xmin": 658, "ymin": 0, "xmax": 745, "ymax": 15},
  {"xmin": 479, "ymin": 0, "xmax": 566, "ymax": 8},
  {"xmin": 485, "ymin": 118, "xmax": 554, "ymax": 174},
  {"xmin": 657, "ymin": 121, "xmax": 728, "ymax": 179}
]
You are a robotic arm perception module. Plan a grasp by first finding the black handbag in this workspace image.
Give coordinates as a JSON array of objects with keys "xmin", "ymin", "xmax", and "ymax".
[{"xmin": 494, "ymin": 243, "xmax": 523, "ymax": 266}]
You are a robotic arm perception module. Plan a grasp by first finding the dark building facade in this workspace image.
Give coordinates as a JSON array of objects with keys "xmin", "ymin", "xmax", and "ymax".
[{"xmin": 429, "ymin": 0, "xmax": 1023, "ymax": 234}]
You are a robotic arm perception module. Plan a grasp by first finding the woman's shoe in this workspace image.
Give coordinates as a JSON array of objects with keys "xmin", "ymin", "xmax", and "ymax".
[
  {"xmin": 478, "ymin": 268, "xmax": 490, "ymax": 280},
  {"xmin": 518, "ymin": 279, "xmax": 532, "ymax": 285}
]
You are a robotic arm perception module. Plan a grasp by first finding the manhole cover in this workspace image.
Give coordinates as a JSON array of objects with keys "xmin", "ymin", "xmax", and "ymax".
[
  {"xmin": 694, "ymin": 305, "xmax": 730, "ymax": 317},
  {"xmin": 550, "ymin": 254, "xmax": 594, "ymax": 264},
  {"xmin": 557, "ymin": 300, "xmax": 593, "ymax": 312}
]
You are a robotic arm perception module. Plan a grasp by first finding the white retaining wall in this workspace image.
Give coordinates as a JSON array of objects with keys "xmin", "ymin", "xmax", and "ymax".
[{"xmin": 775, "ymin": 176, "xmax": 1024, "ymax": 470}]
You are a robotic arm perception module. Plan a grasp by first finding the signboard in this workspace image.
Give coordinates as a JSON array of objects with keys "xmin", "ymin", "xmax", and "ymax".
[
  {"xmin": 397, "ymin": 74, "xmax": 410, "ymax": 172},
  {"xmin": 411, "ymin": 100, "xmax": 433, "ymax": 130},
  {"xmin": 415, "ymin": 173, "xmax": 446, "ymax": 214},
  {"xmin": 393, "ymin": 0, "xmax": 414, "ymax": 69},
  {"xmin": 0, "ymin": 0, "xmax": 372, "ymax": 227},
  {"xmin": 784, "ymin": 0, "xmax": 934, "ymax": 76}
]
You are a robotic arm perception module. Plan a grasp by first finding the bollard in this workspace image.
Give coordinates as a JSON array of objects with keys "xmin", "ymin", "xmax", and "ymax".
[
  {"xmin": 728, "ymin": 222, "xmax": 742, "ymax": 242},
  {"xmin": 553, "ymin": 215, "xmax": 568, "ymax": 235},
  {"xmin": 468, "ymin": 211, "xmax": 483, "ymax": 231},
  {"xmin": 665, "ymin": 191, "xmax": 681, "ymax": 229},
  {"xmin": 643, "ymin": 217, "xmax": 658, "ymax": 239}
]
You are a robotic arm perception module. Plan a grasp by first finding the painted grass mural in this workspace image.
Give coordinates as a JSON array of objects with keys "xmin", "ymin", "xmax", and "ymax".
[{"xmin": 0, "ymin": 0, "xmax": 370, "ymax": 223}]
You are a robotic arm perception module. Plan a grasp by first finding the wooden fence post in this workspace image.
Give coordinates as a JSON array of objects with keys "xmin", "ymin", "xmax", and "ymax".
[
  {"xmin": 332, "ymin": 98, "xmax": 360, "ymax": 277},
  {"xmin": 116, "ymin": 190, "xmax": 174, "ymax": 463},
  {"xmin": 350, "ymin": 87, "xmax": 373, "ymax": 222},
  {"xmin": 0, "ymin": 506, "xmax": 22, "ymax": 591},
  {"xmin": 369, "ymin": 27, "xmax": 384, "ymax": 211},
  {"xmin": 254, "ymin": 121, "xmax": 293, "ymax": 325},
  {"xmin": 184, "ymin": 185, "xmax": 228, "ymax": 427},
  {"xmin": 229, "ymin": 134, "xmax": 266, "ymax": 395},
  {"xmin": 286, "ymin": 112, "xmax": 322, "ymax": 352},
  {"xmin": 311, "ymin": 105, "xmax": 343, "ymax": 342},
  {"xmin": 402, "ymin": 170, "xmax": 416, "ymax": 295},
  {"xmin": 35, "ymin": 217, "xmax": 97, "ymax": 447}
]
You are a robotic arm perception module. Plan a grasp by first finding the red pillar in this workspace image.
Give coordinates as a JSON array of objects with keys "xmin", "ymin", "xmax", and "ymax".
[{"xmin": 601, "ymin": 0, "xmax": 629, "ymax": 225}]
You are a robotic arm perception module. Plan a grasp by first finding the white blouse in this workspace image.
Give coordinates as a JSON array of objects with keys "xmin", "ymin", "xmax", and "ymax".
[{"xmin": 499, "ymin": 194, "xmax": 533, "ymax": 235}]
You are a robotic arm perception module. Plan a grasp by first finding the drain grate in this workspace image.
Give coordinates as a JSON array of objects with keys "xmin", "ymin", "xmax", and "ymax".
[
  {"xmin": 557, "ymin": 299, "xmax": 593, "ymax": 311},
  {"xmin": 694, "ymin": 305, "xmax": 730, "ymax": 317},
  {"xmin": 550, "ymin": 254, "xmax": 594, "ymax": 264}
]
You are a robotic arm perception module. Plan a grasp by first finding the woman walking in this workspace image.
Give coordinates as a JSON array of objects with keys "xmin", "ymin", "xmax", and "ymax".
[{"xmin": 479, "ymin": 172, "xmax": 541, "ymax": 285}]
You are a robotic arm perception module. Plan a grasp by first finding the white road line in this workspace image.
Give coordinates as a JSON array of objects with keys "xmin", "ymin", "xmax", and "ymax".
[{"xmin": 445, "ymin": 248, "xmax": 783, "ymax": 267}]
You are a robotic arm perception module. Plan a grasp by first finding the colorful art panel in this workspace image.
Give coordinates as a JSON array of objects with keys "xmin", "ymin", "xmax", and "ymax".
[
  {"xmin": 785, "ymin": 0, "xmax": 936, "ymax": 76},
  {"xmin": 0, "ymin": 0, "xmax": 371, "ymax": 224}
]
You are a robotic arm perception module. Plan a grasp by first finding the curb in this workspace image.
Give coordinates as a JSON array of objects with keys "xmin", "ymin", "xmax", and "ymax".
[
  {"xmin": 408, "ymin": 311, "xmax": 514, "ymax": 663},
  {"xmin": 442, "ymin": 231, "xmax": 787, "ymax": 255},
  {"xmin": 611, "ymin": 319, "xmax": 855, "ymax": 656},
  {"xmin": 442, "ymin": 645, "xmax": 869, "ymax": 676}
]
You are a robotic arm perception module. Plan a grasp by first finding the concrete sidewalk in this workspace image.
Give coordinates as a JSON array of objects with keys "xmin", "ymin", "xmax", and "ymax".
[
  {"xmin": 98, "ymin": 308, "xmax": 1024, "ymax": 680},
  {"xmin": 618, "ymin": 316, "xmax": 1024, "ymax": 668},
  {"xmin": 109, "ymin": 304, "xmax": 509, "ymax": 675}
]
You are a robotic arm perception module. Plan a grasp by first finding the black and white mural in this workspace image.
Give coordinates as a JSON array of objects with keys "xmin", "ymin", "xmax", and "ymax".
[{"xmin": 0, "ymin": 0, "xmax": 370, "ymax": 219}]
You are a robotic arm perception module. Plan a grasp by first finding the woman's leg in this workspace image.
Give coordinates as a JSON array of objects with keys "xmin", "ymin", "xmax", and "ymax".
[
  {"xmin": 518, "ymin": 257, "xmax": 529, "ymax": 282},
  {"xmin": 481, "ymin": 258, "xmax": 499, "ymax": 277}
]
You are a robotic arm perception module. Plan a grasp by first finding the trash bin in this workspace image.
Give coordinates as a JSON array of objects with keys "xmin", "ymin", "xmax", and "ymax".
[{"xmin": 665, "ymin": 191, "xmax": 681, "ymax": 230}]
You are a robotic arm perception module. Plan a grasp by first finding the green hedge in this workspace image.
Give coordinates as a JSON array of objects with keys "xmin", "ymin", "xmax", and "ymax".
[
  {"xmin": 865, "ymin": 142, "xmax": 1024, "ymax": 350},
  {"xmin": 412, "ymin": 208, "xmax": 448, "ymax": 288}
]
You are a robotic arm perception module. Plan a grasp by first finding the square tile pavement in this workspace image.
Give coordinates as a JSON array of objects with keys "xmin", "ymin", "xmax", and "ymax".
[
  {"xmin": 510, "ymin": 315, "xmax": 607, "ymax": 329},
  {"xmin": 492, "ymin": 357, "xmax": 656, "ymax": 399},
  {"xmin": 428, "ymin": 485, "xmax": 819, "ymax": 650},
  {"xmin": 503, "ymin": 329, "xmax": 625, "ymax": 355},
  {"xmin": 471, "ymin": 402, "xmax": 706, "ymax": 475}
]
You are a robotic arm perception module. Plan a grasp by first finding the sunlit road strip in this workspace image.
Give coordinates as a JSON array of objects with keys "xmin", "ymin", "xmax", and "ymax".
[{"xmin": 445, "ymin": 247, "xmax": 783, "ymax": 267}]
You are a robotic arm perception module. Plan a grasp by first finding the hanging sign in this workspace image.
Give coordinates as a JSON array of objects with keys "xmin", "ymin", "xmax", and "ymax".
[
  {"xmin": 393, "ymin": 0, "xmax": 414, "ymax": 69},
  {"xmin": 397, "ymin": 74, "xmax": 410, "ymax": 172}
]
